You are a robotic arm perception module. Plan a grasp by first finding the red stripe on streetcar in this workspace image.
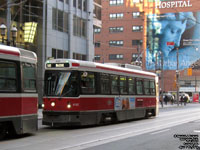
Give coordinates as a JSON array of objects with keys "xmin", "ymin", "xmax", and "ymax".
[
  {"xmin": 0, "ymin": 97, "xmax": 38, "ymax": 116},
  {"xmin": 96, "ymin": 66, "xmax": 155, "ymax": 77},
  {"xmin": 72, "ymin": 63, "xmax": 80, "ymax": 67},
  {"xmin": 0, "ymin": 49, "xmax": 20, "ymax": 56}
]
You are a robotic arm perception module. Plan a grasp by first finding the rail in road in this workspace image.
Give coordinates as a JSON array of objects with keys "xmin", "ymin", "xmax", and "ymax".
[{"xmin": 1, "ymin": 103, "xmax": 200, "ymax": 150}]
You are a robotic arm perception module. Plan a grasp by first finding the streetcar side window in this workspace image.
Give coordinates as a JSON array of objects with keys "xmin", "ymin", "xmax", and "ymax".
[
  {"xmin": 136, "ymin": 79, "xmax": 143, "ymax": 95},
  {"xmin": 128, "ymin": 77, "xmax": 136, "ymax": 95},
  {"xmin": 22, "ymin": 63, "xmax": 36, "ymax": 92},
  {"xmin": 100, "ymin": 73, "xmax": 110, "ymax": 94},
  {"xmin": 150, "ymin": 80, "xmax": 156, "ymax": 95},
  {"xmin": 81, "ymin": 72, "xmax": 95, "ymax": 94},
  {"xmin": 111, "ymin": 75, "xmax": 119, "ymax": 95},
  {"xmin": 144, "ymin": 80, "xmax": 150, "ymax": 95},
  {"xmin": 120, "ymin": 76, "xmax": 127, "ymax": 95},
  {"xmin": 0, "ymin": 61, "xmax": 17, "ymax": 92}
]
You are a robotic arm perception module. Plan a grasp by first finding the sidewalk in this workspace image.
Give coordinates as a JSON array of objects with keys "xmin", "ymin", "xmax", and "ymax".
[
  {"xmin": 38, "ymin": 109, "xmax": 43, "ymax": 120},
  {"xmin": 159, "ymin": 102, "xmax": 200, "ymax": 109}
]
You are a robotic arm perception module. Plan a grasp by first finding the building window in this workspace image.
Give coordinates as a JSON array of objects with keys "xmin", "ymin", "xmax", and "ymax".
[
  {"xmin": 109, "ymin": 40, "xmax": 123, "ymax": 46},
  {"xmin": 83, "ymin": 0, "xmax": 87, "ymax": 11},
  {"xmin": 59, "ymin": 0, "xmax": 64, "ymax": 2},
  {"xmin": 132, "ymin": 12, "xmax": 140, "ymax": 18},
  {"xmin": 52, "ymin": 8, "xmax": 57, "ymax": 30},
  {"xmin": 132, "ymin": 53, "xmax": 139, "ymax": 61},
  {"xmin": 65, "ymin": 0, "xmax": 69, "ymax": 4},
  {"xmin": 110, "ymin": 13, "xmax": 123, "ymax": 19},
  {"xmin": 132, "ymin": 25, "xmax": 143, "ymax": 32},
  {"xmin": 73, "ymin": 0, "xmax": 77, "ymax": 7},
  {"xmin": 73, "ymin": 15, "xmax": 87, "ymax": 38},
  {"xmin": 110, "ymin": 0, "xmax": 124, "ymax": 6},
  {"xmin": 78, "ymin": 0, "xmax": 82, "ymax": 10},
  {"xmin": 132, "ymin": 40, "xmax": 143, "ymax": 46},
  {"xmin": 73, "ymin": 53, "xmax": 86, "ymax": 60},
  {"xmin": 109, "ymin": 27, "xmax": 123, "ymax": 33},
  {"xmin": 58, "ymin": 10, "xmax": 64, "ymax": 32},
  {"xmin": 63, "ymin": 12, "xmax": 69, "ymax": 33},
  {"xmin": 52, "ymin": 8, "xmax": 68, "ymax": 33},
  {"xmin": 82, "ymin": 19, "xmax": 86, "ymax": 37},
  {"xmin": 109, "ymin": 54, "xmax": 123, "ymax": 60},
  {"xmin": 95, "ymin": 42, "xmax": 101, "ymax": 47},
  {"xmin": 52, "ymin": 48, "xmax": 68, "ymax": 59},
  {"xmin": 94, "ymin": 27, "xmax": 101, "ymax": 33},
  {"xmin": 94, "ymin": 55, "xmax": 101, "ymax": 61}
]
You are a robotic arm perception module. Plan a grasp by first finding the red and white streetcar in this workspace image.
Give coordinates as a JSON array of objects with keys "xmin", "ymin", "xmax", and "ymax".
[
  {"xmin": 0, "ymin": 45, "xmax": 38, "ymax": 139},
  {"xmin": 43, "ymin": 59, "xmax": 159, "ymax": 127}
]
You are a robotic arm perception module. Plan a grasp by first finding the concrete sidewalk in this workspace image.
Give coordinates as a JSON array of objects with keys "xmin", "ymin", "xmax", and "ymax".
[
  {"xmin": 159, "ymin": 102, "xmax": 200, "ymax": 109},
  {"xmin": 38, "ymin": 109, "xmax": 43, "ymax": 120}
]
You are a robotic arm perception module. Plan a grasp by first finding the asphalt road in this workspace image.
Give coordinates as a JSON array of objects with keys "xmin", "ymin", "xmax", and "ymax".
[
  {"xmin": 1, "ymin": 103, "xmax": 200, "ymax": 150},
  {"xmin": 84, "ymin": 118, "xmax": 200, "ymax": 150}
]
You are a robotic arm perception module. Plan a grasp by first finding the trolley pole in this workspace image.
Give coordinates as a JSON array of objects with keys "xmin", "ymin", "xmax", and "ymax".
[{"xmin": 176, "ymin": 47, "xmax": 179, "ymax": 106}]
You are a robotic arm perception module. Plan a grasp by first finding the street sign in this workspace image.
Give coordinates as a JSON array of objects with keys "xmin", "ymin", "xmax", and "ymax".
[{"xmin": 167, "ymin": 42, "xmax": 175, "ymax": 46}]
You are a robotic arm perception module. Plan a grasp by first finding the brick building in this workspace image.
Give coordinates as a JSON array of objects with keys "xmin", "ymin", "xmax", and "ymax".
[{"xmin": 94, "ymin": 0, "xmax": 200, "ymax": 97}]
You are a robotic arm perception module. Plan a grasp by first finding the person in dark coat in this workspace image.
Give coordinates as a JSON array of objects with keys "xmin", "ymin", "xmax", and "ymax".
[
  {"xmin": 164, "ymin": 95, "xmax": 168, "ymax": 105},
  {"xmin": 183, "ymin": 95, "xmax": 188, "ymax": 106}
]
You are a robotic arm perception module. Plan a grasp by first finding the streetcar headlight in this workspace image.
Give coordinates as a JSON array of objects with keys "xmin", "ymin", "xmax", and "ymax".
[
  {"xmin": 67, "ymin": 102, "xmax": 71, "ymax": 109},
  {"xmin": 41, "ymin": 104, "xmax": 45, "ymax": 108},
  {"xmin": 51, "ymin": 102, "xmax": 55, "ymax": 107}
]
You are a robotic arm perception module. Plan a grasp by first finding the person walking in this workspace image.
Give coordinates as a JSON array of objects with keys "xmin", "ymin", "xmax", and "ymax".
[{"xmin": 183, "ymin": 95, "xmax": 188, "ymax": 106}]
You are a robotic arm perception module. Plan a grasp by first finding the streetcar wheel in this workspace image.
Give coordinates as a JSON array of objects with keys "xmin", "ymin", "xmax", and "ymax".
[
  {"xmin": 0, "ymin": 124, "xmax": 7, "ymax": 140},
  {"xmin": 145, "ymin": 110, "xmax": 152, "ymax": 118}
]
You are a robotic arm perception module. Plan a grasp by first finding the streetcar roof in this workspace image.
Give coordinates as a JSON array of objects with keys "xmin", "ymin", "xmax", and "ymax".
[
  {"xmin": 45, "ymin": 59, "xmax": 157, "ymax": 78},
  {"xmin": 0, "ymin": 44, "xmax": 37, "ymax": 63}
]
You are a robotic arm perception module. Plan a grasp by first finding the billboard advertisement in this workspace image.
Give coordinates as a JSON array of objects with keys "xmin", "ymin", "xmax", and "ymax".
[
  {"xmin": 146, "ymin": 11, "xmax": 200, "ymax": 70},
  {"xmin": 114, "ymin": 97, "xmax": 135, "ymax": 110}
]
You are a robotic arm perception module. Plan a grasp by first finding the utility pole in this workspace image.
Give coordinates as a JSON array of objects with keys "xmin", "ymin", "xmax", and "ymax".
[
  {"xmin": 155, "ymin": 51, "xmax": 164, "ymax": 108},
  {"xmin": 176, "ymin": 47, "xmax": 180, "ymax": 106}
]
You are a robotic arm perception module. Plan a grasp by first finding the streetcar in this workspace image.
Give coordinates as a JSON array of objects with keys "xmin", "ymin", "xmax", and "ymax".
[
  {"xmin": 0, "ymin": 45, "xmax": 38, "ymax": 139},
  {"xmin": 43, "ymin": 59, "xmax": 159, "ymax": 127}
]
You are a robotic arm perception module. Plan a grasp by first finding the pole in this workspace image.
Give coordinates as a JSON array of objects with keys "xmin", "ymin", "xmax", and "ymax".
[
  {"xmin": 7, "ymin": 0, "xmax": 11, "ymax": 45},
  {"xmin": 155, "ymin": 52, "xmax": 163, "ymax": 108},
  {"xmin": 161, "ymin": 52, "xmax": 164, "ymax": 108},
  {"xmin": 176, "ymin": 47, "xmax": 179, "ymax": 106}
]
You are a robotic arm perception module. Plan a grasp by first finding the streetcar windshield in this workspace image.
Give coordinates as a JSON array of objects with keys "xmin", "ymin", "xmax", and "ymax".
[{"xmin": 44, "ymin": 71, "xmax": 79, "ymax": 97}]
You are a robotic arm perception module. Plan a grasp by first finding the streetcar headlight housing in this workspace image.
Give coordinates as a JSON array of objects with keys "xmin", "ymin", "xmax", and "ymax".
[
  {"xmin": 41, "ymin": 104, "xmax": 45, "ymax": 108},
  {"xmin": 51, "ymin": 102, "xmax": 55, "ymax": 107},
  {"xmin": 67, "ymin": 102, "xmax": 71, "ymax": 109}
]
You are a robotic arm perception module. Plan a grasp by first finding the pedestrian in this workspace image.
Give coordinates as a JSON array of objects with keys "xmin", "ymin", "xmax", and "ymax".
[
  {"xmin": 171, "ymin": 95, "xmax": 174, "ymax": 105},
  {"xmin": 164, "ymin": 95, "xmax": 168, "ymax": 105},
  {"xmin": 180, "ymin": 95, "xmax": 184, "ymax": 105},
  {"xmin": 183, "ymin": 95, "xmax": 188, "ymax": 106}
]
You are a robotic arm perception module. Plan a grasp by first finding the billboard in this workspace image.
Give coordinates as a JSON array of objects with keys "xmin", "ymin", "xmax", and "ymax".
[{"xmin": 146, "ymin": 11, "xmax": 200, "ymax": 70}]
